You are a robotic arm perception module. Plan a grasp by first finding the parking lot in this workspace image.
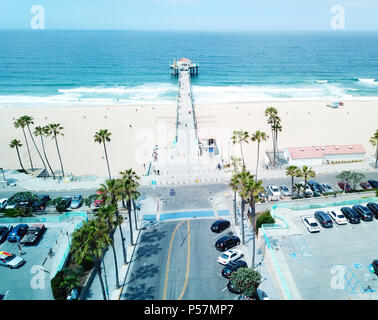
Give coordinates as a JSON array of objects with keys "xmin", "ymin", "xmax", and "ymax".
[{"xmin": 266, "ymin": 199, "xmax": 378, "ymax": 300}]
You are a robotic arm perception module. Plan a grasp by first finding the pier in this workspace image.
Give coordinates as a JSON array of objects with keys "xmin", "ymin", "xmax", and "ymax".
[
  {"xmin": 141, "ymin": 58, "xmax": 227, "ymax": 186},
  {"xmin": 170, "ymin": 57, "xmax": 199, "ymax": 77}
]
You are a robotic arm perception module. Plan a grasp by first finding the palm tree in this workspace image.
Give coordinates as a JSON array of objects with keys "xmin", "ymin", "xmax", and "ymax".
[
  {"xmin": 301, "ymin": 165, "xmax": 316, "ymax": 191},
  {"xmin": 21, "ymin": 115, "xmax": 48, "ymax": 176},
  {"xmin": 230, "ymin": 169, "xmax": 252, "ymax": 245},
  {"xmin": 9, "ymin": 139, "xmax": 26, "ymax": 172},
  {"xmin": 272, "ymin": 119, "xmax": 282, "ymax": 165},
  {"xmin": 70, "ymin": 219, "xmax": 111, "ymax": 300},
  {"xmin": 34, "ymin": 126, "xmax": 56, "ymax": 179},
  {"xmin": 45, "ymin": 123, "xmax": 65, "ymax": 177},
  {"xmin": 293, "ymin": 182, "xmax": 304, "ymax": 197},
  {"xmin": 97, "ymin": 179, "xmax": 128, "ymax": 265},
  {"xmin": 370, "ymin": 129, "xmax": 378, "ymax": 169},
  {"xmin": 286, "ymin": 165, "xmax": 300, "ymax": 196},
  {"xmin": 251, "ymin": 131, "xmax": 267, "ymax": 180},
  {"xmin": 225, "ymin": 156, "xmax": 242, "ymax": 225},
  {"xmin": 231, "ymin": 130, "xmax": 250, "ymax": 168},
  {"xmin": 94, "ymin": 129, "xmax": 112, "ymax": 180},
  {"xmin": 119, "ymin": 169, "xmax": 141, "ymax": 246},
  {"xmin": 95, "ymin": 204, "xmax": 123, "ymax": 289},
  {"xmin": 244, "ymin": 173, "xmax": 264, "ymax": 268},
  {"xmin": 265, "ymin": 107, "xmax": 278, "ymax": 168},
  {"xmin": 14, "ymin": 117, "xmax": 34, "ymax": 171}
]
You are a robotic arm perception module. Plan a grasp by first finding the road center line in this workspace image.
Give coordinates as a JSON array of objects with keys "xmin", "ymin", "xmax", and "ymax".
[
  {"xmin": 163, "ymin": 220, "xmax": 186, "ymax": 300},
  {"xmin": 177, "ymin": 220, "xmax": 190, "ymax": 300}
]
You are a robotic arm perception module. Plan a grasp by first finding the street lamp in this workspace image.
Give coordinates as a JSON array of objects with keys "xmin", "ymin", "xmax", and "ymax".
[{"xmin": 0, "ymin": 168, "xmax": 5, "ymax": 181}]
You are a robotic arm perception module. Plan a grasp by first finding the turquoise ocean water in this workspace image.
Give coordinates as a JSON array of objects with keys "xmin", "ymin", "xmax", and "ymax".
[{"xmin": 0, "ymin": 30, "xmax": 378, "ymax": 107}]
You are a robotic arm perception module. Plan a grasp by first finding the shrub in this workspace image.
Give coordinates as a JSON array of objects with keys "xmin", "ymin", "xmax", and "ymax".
[
  {"xmin": 80, "ymin": 256, "xmax": 95, "ymax": 271},
  {"xmin": 256, "ymin": 210, "xmax": 275, "ymax": 230},
  {"xmin": 230, "ymin": 268, "xmax": 262, "ymax": 297},
  {"xmin": 51, "ymin": 270, "xmax": 67, "ymax": 300},
  {"xmin": 55, "ymin": 198, "xmax": 67, "ymax": 213}
]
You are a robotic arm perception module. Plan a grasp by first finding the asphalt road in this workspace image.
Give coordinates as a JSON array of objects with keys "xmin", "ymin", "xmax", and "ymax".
[{"xmin": 121, "ymin": 218, "xmax": 239, "ymax": 300}]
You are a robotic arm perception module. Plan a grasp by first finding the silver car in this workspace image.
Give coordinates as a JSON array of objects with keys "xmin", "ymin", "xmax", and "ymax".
[
  {"xmin": 321, "ymin": 183, "xmax": 333, "ymax": 193},
  {"xmin": 0, "ymin": 251, "xmax": 25, "ymax": 269},
  {"xmin": 70, "ymin": 195, "xmax": 84, "ymax": 209},
  {"xmin": 280, "ymin": 185, "xmax": 291, "ymax": 197}
]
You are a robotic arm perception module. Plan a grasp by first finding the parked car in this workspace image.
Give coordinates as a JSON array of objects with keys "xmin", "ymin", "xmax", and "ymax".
[
  {"xmin": 215, "ymin": 235, "xmax": 241, "ymax": 251},
  {"xmin": 33, "ymin": 195, "xmax": 50, "ymax": 211},
  {"xmin": 0, "ymin": 198, "xmax": 8, "ymax": 210},
  {"xmin": 221, "ymin": 260, "xmax": 248, "ymax": 278},
  {"xmin": 366, "ymin": 203, "xmax": 378, "ymax": 219},
  {"xmin": 0, "ymin": 226, "xmax": 12, "ymax": 243},
  {"xmin": 368, "ymin": 180, "xmax": 378, "ymax": 188},
  {"xmin": 7, "ymin": 224, "xmax": 28, "ymax": 242},
  {"xmin": 340, "ymin": 207, "xmax": 360, "ymax": 224},
  {"xmin": 299, "ymin": 182, "xmax": 313, "ymax": 197},
  {"xmin": 312, "ymin": 191, "xmax": 322, "ymax": 197},
  {"xmin": 20, "ymin": 224, "xmax": 46, "ymax": 245},
  {"xmin": 321, "ymin": 183, "xmax": 333, "ymax": 193},
  {"xmin": 71, "ymin": 195, "xmax": 84, "ymax": 209},
  {"xmin": 227, "ymin": 280, "xmax": 241, "ymax": 294},
  {"xmin": 258, "ymin": 191, "xmax": 267, "ymax": 203},
  {"xmin": 61, "ymin": 196, "xmax": 72, "ymax": 208},
  {"xmin": 308, "ymin": 180, "xmax": 323, "ymax": 194},
  {"xmin": 267, "ymin": 185, "xmax": 281, "ymax": 200},
  {"xmin": 360, "ymin": 181, "xmax": 373, "ymax": 190},
  {"xmin": 211, "ymin": 219, "xmax": 230, "ymax": 233},
  {"xmin": 301, "ymin": 216, "xmax": 320, "ymax": 233},
  {"xmin": 279, "ymin": 185, "xmax": 291, "ymax": 197},
  {"xmin": 0, "ymin": 251, "xmax": 25, "ymax": 269},
  {"xmin": 327, "ymin": 209, "xmax": 348, "ymax": 225},
  {"xmin": 352, "ymin": 205, "xmax": 373, "ymax": 221},
  {"xmin": 217, "ymin": 249, "xmax": 244, "ymax": 265},
  {"xmin": 371, "ymin": 260, "xmax": 378, "ymax": 276},
  {"xmin": 314, "ymin": 211, "xmax": 333, "ymax": 228},
  {"xmin": 338, "ymin": 181, "xmax": 351, "ymax": 192}
]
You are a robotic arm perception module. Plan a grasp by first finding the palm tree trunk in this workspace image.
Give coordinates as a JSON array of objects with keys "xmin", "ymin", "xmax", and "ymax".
[
  {"xmin": 233, "ymin": 190, "xmax": 237, "ymax": 225},
  {"xmin": 291, "ymin": 175, "xmax": 294, "ymax": 197},
  {"xmin": 22, "ymin": 127, "xmax": 34, "ymax": 171},
  {"xmin": 27, "ymin": 126, "xmax": 48, "ymax": 175},
  {"xmin": 270, "ymin": 125, "xmax": 276, "ymax": 169},
  {"xmin": 375, "ymin": 144, "xmax": 378, "ymax": 169},
  {"xmin": 95, "ymin": 259, "xmax": 107, "ymax": 300},
  {"xmin": 241, "ymin": 198, "xmax": 245, "ymax": 245},
  {"xmin": 255, "ymin": 143, "xmax": 260, "ymax": 180},
  {"xmin": 15, "ymin": 147, "xmax": 26, "ymax": 172},
  {"xmin": 103, "ymin": 141, "xmax": 112, "ymax": 180},
  {"xmin": 54, "ymin": 135, "xmax": 65, "ymax": 177},
  {"xmin": 117, "ymin": 204, "xmax": 128, "ymax": 265},
  {"xmin": 110, "ymin": 240, "xmax": 120, "ymax": 289},
  {"xmin": 127, "ymin": 200, "xmax": 134, "ymax": 245},
  {"xmin": 40, "ymin": 136, "xmax": 55, "ymax": 178},
  {"xmin": 251, "ymin": 197, "xmax": 256, "ymax": 269},
  {"xmin": 132, "ymin": 199, "xmax": 138, "ymax": 230},
  {"xmin": 240, "ymin": 143, "xmax": 245, "ymax": 168},
  {"xmin": 275, "ymin": 130, "xmax": 279, "ymax": 166}
]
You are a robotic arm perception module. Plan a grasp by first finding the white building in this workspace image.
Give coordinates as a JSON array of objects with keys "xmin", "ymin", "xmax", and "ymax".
[{"xmin": 284, "ymin": 144, "xmax": 366, "ymax": 166}]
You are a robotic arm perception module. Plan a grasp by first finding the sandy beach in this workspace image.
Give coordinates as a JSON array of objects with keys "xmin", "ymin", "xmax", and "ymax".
[{"xmin": 1, "ymin": 100, "xmax": 377, "ymax": 178}]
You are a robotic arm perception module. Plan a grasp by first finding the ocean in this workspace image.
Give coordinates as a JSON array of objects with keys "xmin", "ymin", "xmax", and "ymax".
[{"xmin": 1, "ymin": 30, "xmax": 378, "ymax": 107}]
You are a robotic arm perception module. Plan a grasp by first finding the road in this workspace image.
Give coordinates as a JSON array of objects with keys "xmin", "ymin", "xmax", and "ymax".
[{"xmin": 120, "ymin": 219, "xmax": 238, "ymax": 300}]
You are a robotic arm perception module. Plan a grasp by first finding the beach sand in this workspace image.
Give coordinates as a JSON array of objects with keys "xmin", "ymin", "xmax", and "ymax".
[{"xmin": 1, "ymin": 100, "xmax": 377, "ymax": 178}]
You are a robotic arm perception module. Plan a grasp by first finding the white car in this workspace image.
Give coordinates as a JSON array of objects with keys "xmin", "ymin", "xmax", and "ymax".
[
  {"xmin": 327, "ymin": 209, "xmax": 348, "ymax": 225},
  {"xmin": 299, "ymin": 182, "xmax": 313, "ymax": 197},
  {"xmin": 0, "ymin": 198, "xmax": 8, "ymax": 210},
  {"xmin": 268, "ymin": 185, "xmax": 281, "ymax": 200},
  {"xmin": 301, "ymin": 216, "xmax": 320, "ymax": 233},
  {"xmin": 217, "ymin": 249, "xmax": 244, "ymax": 265}
]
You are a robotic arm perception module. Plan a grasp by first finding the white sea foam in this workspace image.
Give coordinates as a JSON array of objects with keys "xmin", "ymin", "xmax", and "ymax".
[
  {"xmin": 358, "ymin": 78, "xmax": 377, "ymax": 84},
  {"xmin": 316, "ymin": 80, "xmax": 328, "ymax": 84}
]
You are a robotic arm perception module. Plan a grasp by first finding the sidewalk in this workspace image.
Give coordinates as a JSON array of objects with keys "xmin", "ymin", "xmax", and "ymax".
[
  {"xmin": 223, "ymin": 193, "xmax": 282, "ymax": 300},
  {"xmin": 82, "ymin": 211, "xmax": 141, "ymax": 300}
]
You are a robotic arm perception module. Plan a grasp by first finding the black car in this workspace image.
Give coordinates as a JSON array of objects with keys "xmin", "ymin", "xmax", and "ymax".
[
  {"xmin": 215, "ymin": 235, "xmax": 240, "ymax": 251},
  {"xmin": 20, "ymin": 224, "xmax": 46, "ymax": 245},
  {"xmin": 222, "ymin": 260, "xmax": 248, "ymax": 278},
  {"xmin": 353, "ymin": 205, "xmax": 373, "ymax": 221},
  {"xmin": 308, "ymin": 180, "xmax": 323, "ymax": 193},
  {"xmin": 368, "ymin": 180, "xmax": 378, "ymax": 188},
  {"xmin": 62, "ymin": 196, "xmax": 72, "ymax": 208},
  {"xmin": 340, "ymin": 207, "xmax": 360, "ymax": 224},
  {"xmin": 372, "ymin": 260, "xmax": 378, "ymax": 275},
  {"xmin": 226, "ymin": 281, "xmax": 259, "ymax": 299},
  {"xmin": 367, "ymin": 203, "xmax": 378, "ymax": 219},
  {"xmin": 0, "ymin": 226, "xmax": 12, "ymax": 243},
  {"xmin": 33, "ymin": 195, "xmax": 51, "ymax": 211},
  {"xmin": 211, "ymin": 219, "xmax": 230, "ymax": 233},
  {"xmin": 314, "ymin": 211, "xmax": 333, "ymax": 228}
]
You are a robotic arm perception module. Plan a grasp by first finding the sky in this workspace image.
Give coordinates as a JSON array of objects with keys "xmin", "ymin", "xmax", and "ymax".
[{"xmin": 0, "ymin": 0, "xmax": 378, "ymax": 31}]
